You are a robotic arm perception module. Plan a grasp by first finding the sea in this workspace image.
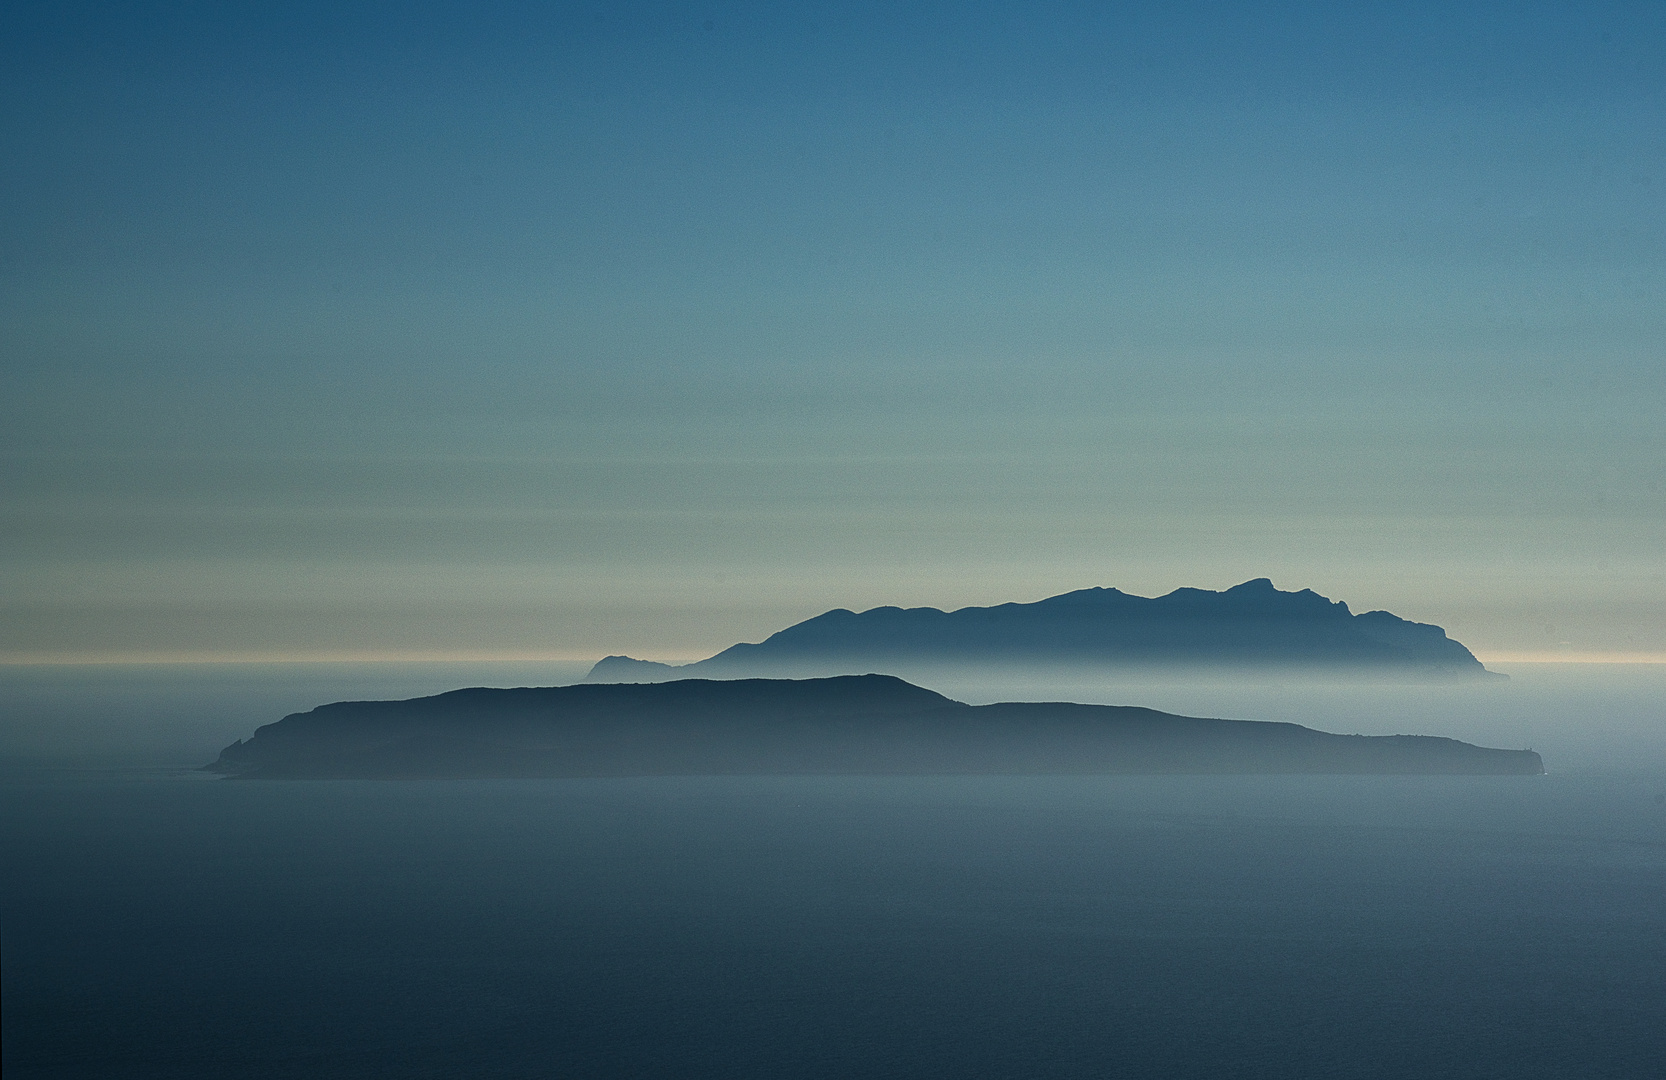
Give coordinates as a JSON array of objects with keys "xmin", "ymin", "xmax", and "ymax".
[{"xmin": 3, "ymin": 662, "xmax": 1663, "ymax": 1079}]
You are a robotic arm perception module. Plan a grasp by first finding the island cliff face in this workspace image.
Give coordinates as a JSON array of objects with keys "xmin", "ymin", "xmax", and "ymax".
[
  {"xmin": 207, "ymin": 675, "xmax": 1543, "ymax": 780},
  {"xmin": 587, "ymin": 579, "xmax": 1494, "ymax": 683}
]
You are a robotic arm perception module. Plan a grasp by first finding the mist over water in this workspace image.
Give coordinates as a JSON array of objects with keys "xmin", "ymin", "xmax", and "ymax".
[
  {"xmin": 0, "ymin": 660, "xmax": 592, "ymax": 770},
  {"xmin": 1, "ymin": 661, "xmax": 1659, "ymax": 773},
  {"xmin": 3, "ymin": 664, "xmax": 1663, "ymax": 1077}
]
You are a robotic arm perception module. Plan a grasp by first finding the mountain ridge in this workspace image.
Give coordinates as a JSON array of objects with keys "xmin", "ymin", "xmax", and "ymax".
[{"xmin": 587, "ymin": 579, "xmax": 1494, "ymax": 683}]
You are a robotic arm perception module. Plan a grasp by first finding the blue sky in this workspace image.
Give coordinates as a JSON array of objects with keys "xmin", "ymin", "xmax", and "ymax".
[{"xmin": 3, "ymin": 1, "xmax": 1662, "ymax": 662}]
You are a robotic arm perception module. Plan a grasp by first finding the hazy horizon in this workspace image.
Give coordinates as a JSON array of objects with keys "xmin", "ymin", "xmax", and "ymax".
[
  {"xmin": 4, "ymin": 576, "xmax": 1665, "ymax": 667},
  {"xmin": 3, "ymin": 659, "xmax": 1662, "ymax": 775}
]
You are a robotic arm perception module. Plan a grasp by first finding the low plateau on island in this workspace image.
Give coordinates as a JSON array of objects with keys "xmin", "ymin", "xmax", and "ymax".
[{"xmin": 207, "ymin": 674, "xmax": 1542, "ymax": 780}]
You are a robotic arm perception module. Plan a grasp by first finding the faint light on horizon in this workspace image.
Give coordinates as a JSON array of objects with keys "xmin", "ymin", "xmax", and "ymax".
[
  {"xmin": 0, "ymin": 649, "xmax": 608, "ymax": 666},
  {"xmin": 7, "ymin": 649, "xmax": 1666, "ymax": 667}
]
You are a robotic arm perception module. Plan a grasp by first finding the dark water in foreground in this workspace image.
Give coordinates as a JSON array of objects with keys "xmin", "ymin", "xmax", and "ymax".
[
  {"xmin": 5, "ymin": 770, "xmax": 1664, "ymax": 1079},
  {"xmin": 3, "ymin": 664, "xmax": 1664, "ymax": 1077}
]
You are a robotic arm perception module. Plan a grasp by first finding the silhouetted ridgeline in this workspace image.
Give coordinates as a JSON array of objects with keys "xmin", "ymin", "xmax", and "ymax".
[
  {"xmin": 585, "ymin": 579, "xmax": 1494, "ymax": 683},
  {"xmin": 206, "ymin": 675, "xmax": 1542, "ymax": 779}
]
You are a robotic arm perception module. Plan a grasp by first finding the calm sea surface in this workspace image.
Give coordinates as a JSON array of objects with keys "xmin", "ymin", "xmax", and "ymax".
[{"xmin": 3, "ymin": 664, "xmax": 1663, "ymax": 1078}]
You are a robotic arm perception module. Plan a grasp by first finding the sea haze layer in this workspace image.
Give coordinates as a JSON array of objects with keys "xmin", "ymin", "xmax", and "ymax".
[
  {"xmin": 205, "ymin": 674, "xmax": 1542, "ymax": 779},
  {"xmin": 588, "ymin": 579, "xmax": 1495, "ymax": 683}
]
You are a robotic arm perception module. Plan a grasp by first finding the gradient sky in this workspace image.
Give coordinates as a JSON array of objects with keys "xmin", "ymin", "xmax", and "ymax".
[{"xmin": 3, "ymin": 1, "xmax": 1662, "ymax": 663}]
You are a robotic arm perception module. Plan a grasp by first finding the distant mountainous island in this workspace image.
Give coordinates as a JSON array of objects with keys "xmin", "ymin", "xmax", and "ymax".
[
  {"xmin": 207, "ymin": 674, "xmax": 1542, "ymax": 780},
  {"xmin": 587, "ymin": 579, "xmax": 1495, "ymax": 683}
]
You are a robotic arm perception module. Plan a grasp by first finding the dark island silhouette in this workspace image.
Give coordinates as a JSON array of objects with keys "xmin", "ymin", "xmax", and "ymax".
[
  {"xmin": 586, "ymin": 578, "xmax": 1496, "ymax": 683},
  {"xmin": 206, "ymin": 674, "xmax": 1542, "ymax": 779}
]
